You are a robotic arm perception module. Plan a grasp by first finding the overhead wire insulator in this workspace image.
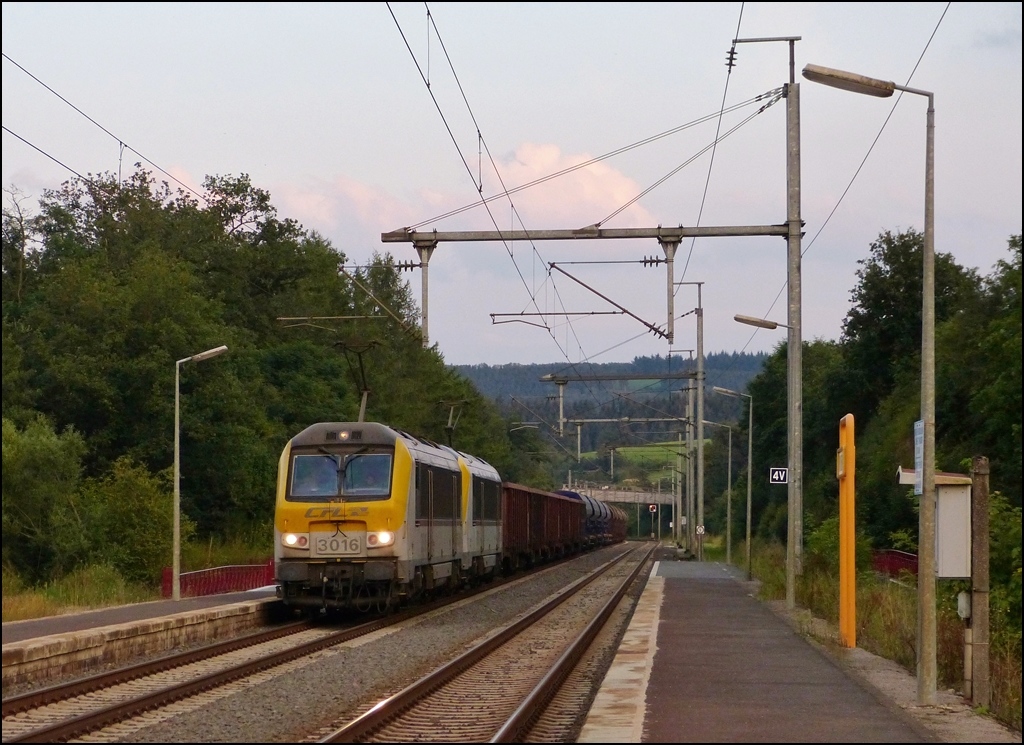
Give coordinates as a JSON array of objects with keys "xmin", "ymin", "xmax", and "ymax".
[
  {"xmin": 725, "ymin": 47, "xmax": 737, "ymax": 70},
  {"xmin": 642, "ymin": 255, "xmax": 663, "ymax": 267},
  {"xmin": 395, "ymin": 261, "xmax": 420, "ymax": 272}
]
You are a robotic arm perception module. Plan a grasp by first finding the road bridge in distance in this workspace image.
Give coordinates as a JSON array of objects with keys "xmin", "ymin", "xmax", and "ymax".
[{"xmin": 567, "ymin": 487, "xmax": 674, "ymax": 506}]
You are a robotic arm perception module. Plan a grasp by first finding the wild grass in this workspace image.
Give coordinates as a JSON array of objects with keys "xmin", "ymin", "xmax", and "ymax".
[
  {"xmin": 3, "ymin": 530, "xmax": 272, "ymax": 622},
  {"xmin": 3, "ymin": 564, "xmax": 157, "ymax": 622},
  {"xmin": 180, "ymin": 532, "xmax": 272, "ymax": 572}
]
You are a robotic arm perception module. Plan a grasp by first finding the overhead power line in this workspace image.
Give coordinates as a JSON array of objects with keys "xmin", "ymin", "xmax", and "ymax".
[{"xmin": 2, "ymin": 52, "xmax": 206, "ymax": 203}]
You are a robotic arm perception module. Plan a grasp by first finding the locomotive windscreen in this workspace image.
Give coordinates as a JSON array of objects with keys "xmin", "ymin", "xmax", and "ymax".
[{"xmin": 289, "ymin": 450, "xmax": 393, "ymax": 501}]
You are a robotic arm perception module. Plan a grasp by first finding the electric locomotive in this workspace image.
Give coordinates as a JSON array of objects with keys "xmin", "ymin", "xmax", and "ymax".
[{"xmin": 274, "ymin": 421, "xmax": 501, "ymax": 612}]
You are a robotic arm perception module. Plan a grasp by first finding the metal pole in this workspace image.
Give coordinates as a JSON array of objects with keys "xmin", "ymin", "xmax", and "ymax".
[
  {"xmin": 676, "ymin": 431, "xmax": 683, "ymax": 546},
  {"xmin": 785, "ymin": 75, "xmax": 803, "ymax": 611},
  {"xmin": 970, "ymin": 456, "xmax": 991, "ymax": 708},
  {"xmin": 727, "ymin": 425, "xmax": 732, "ymax": 565},
  {"xmin": 661, "ymin": 239, "xmax": 678, "ymax": 344},
  {"xmin": 686, "ymin": 385, "xmax": 695, "ymax": 552},
  {"xmin": 415, "ymin": 242, "xmax": 435, "ymax": 348},
  {"xmin": 696, "ymin": 285, "xmax": 705, "ymax": 561},
  {"xmin": 746, "ymin": 395, "xmax": 753, "ymax": 581},
  {"xmin": 171, "ymin": 345, "xmax": 227, "ymax": 603},
  {"xmin": 557, "ymin": 382, "xmax": 565, "ymax": 437},
  {"xmin": 801, "ymin": 61, "xmax": 936, "ymax": 703},
  {"xmin": 173, "ymin": 359, "xmax": 182, "ymax": 602},
  {"xmin": 918, "ymin": 90, "xmax": 937, "ymax": 705}
]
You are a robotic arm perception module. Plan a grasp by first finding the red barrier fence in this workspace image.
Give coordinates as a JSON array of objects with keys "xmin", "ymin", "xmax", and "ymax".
[
  {"xmin": 872, "ymin": 549, "xmax": 918, "ymax": 577},
  {"xmin": 161, "ymin": 559, "xmax": 275, "ymax": 598}
]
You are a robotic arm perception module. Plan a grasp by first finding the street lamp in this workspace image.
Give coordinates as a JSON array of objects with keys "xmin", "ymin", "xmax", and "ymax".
[
  {"xmin": 735, "ymin": 313, "xmax": 798, "ymax": 605},
  {"xmin": 703, "ymin": 420, "xmax": 733, "ymax": 565},
  {"xmin": 173, "ymin": 344, "xmax": 228, "ymax": 601},
  {"xmin": 802, "ymin": 62, "xmax": 936, "ymax": 705},
  {"xmin": 714, "ymin": 386, "xmax": 754, "ymax": 581},
  {"xmin": 734, "ymin": 314, "xmax": 790, "ymax": 330}
]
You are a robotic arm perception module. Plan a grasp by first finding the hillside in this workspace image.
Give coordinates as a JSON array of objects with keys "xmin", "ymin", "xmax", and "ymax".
[
  {"xmin": 451, "ymin": 352, "xmax": 766, "ymax": 453},
  {"xmin": 452, "ymin": 352, "xmax": 766, "ymax": 404}
]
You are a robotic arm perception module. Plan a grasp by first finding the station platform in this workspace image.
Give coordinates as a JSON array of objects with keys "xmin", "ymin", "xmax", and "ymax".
[
  {"xmin": 3, "ymin": 561, "xmax": 1017, "ymax": 743},
  {"xmin": 581, "ymin": 558, "xmax": 949, "ymax": 743},
  {"xmin": 2, "ymin": 588, "xmax": 279, "ymax": 688},
  {"xmin": 1, "ymin": 588, "xmax": 278, "ymax": 645}
]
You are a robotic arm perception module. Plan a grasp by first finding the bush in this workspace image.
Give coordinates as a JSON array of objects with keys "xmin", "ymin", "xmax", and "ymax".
[
  {"xmin": 181, "ymin": 524, "xmax": 273, "ymax": 572},
  {"xmin": 52, "ymin": 457, "xmax": 194, "ymax": 583},
  {"xmin": 803, "ymin": 515, "xmax": 873, "ymax": 576},
  {"xmin": 2, "ymin": 564, "xmax": 156, "ymax": 621},
  {"xmin": 1, "ymin": 416, "xmax": 86, "ymax": 581}
]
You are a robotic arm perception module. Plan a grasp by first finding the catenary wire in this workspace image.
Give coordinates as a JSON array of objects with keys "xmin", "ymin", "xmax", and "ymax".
[
  {"xmin": 676, "ymin": 3, "xmax": 746, "ymax": 291},
  {"xmin": 728, "ymin": 2, "xmax": 951, "ymax": 359},
  {"xmin": 1, "ymin": 52, "xmax": 207, "ymax": 203}
]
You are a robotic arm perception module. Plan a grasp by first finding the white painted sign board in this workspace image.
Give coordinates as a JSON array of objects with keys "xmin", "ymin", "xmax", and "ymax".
[{"xmin": 936, "ymin": 483, "xmax": 971, "ymax": 579}]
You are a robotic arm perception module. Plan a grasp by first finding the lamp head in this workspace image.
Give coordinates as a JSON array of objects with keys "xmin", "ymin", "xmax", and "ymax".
[{"xmin": 802, "ymin": 64, "xmax": 895, "ymax": 98}]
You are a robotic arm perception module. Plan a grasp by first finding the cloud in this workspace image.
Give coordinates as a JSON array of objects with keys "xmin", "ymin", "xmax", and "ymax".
[
  {"xmin": 482, "ymin": 142, "xmax": 658, "ymax": 229},
  {"xmin": 270, "ymin": 143, "xmax": 659, "ymax": 262},
  {"xmin": 272, "ymin": 175, "xmax": 416, "ymax": 259}
]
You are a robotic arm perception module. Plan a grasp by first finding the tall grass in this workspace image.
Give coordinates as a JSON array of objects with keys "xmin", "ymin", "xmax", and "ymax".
[
  {"xmin": 3, "ymin": 564, "xmax": 157, "ymax": 622},
  {"xmin": 3, "ymin": 528, "xmax": 273, "ymax": 622},
  {"xmin": 180, "ymin": 532, "xmax": 272, "ymax": 572}
]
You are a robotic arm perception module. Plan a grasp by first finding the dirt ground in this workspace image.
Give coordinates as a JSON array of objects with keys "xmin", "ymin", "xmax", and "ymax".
[{"xmin": 767, "ymin": 600, "xmax": 1021, "ymax": 743}]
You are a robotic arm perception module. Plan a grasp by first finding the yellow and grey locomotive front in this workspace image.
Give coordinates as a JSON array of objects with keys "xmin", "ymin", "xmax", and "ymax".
[{"xmin": 274, "ymin": 421, "xmax": 500, "ymax": 611}]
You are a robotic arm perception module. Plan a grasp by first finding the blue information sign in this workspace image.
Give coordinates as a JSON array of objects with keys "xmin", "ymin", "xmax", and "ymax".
[{"xmin": 914, "ymin": 420, "xmax": 924, "ymax": 496}]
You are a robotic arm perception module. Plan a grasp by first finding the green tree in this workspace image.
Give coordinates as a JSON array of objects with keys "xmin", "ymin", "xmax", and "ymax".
[
  {"xmin": 961, "ymin": 236, "xmax": 1021, "ymax": 504},
  {"xmin": 2, "ymin": 163, "xmax": 656, "ymax": 571},
  {"xmin": 1, "ymin": 417, "xmax": 86, "ymax": 580},
  {"xmin": 840, "ymin": 229, "xmax": 980, "ymax": 424},
  {"xmin": 51, "ymin": 457, "xmax": 187, "ymax": 583}
]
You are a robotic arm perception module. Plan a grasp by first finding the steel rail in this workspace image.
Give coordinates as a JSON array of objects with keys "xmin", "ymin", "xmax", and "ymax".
[
  {"xmin": 2, "ymin": 618, "xmax": 311, "ymax": 717},
  {"xmin": 319, "ymin": 546, "xmax": 639, "ymax": 743},
  {"xmin": 4, "ymin": 550, "xmax": 599, "ymax": 743},
  {"xmin": 491, "ymin": 543, "xmax": 655, "ymax": 742}
]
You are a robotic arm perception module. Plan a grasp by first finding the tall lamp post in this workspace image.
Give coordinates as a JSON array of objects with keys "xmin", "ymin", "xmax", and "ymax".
[
  {"xmin": 734, "ymin": 313, "xmax": 795, "ymax": 600},
  {"xmin": 801, "ymin": 62, "xmax": 936, "ymax": 705},
  {"xmin": 174, "ymin": 344, "xmax": 228, "ymax": 601},
  {"xmin": 714, "ymin": 386, "xmax": 754, "ymax": 581},
  {"xmin": 702, "ymin": 420, "xmax": 732, "ymax": 564}
]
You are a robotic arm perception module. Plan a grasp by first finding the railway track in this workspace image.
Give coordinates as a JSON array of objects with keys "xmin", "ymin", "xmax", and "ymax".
[
  {"xmin": 2, "ymin": 617, "xmax": 382, "ymax": 743},
  {"xmin": 1, "ymin": 550, "xmax": 611, "ymax": 743},
  {"xmin": 317, "ymin": 544, "xmax": 654, "ymax": 743}
]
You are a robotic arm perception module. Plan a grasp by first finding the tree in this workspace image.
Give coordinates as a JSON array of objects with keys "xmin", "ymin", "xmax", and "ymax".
[
  {"xmin": 1, "ymin": 417, "xmax": 86, "ymax": 580},
  {"xmin": 840, "ymin": 229, "xmax": 980, "ymax": 423},
  {"xmin": 51, "ymin": 457, "xmax": 186, "ymax": 583}
]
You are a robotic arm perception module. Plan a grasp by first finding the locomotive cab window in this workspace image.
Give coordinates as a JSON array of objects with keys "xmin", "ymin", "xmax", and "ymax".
[
  {"xmin": 289, "ymin": 450, "xmax": 393, "ymax": 501},
  {"xmin": 343, "ymin": 453, "xmax": 392, "ymax": 496}
]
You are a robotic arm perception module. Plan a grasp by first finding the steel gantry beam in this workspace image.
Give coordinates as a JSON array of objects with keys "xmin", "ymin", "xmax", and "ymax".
[{"xmin": 381, "ymin": 224, "xmax": 789, "ymax": 348}]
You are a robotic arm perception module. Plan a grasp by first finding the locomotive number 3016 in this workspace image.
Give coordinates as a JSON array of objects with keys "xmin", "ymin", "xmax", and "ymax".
[{"xmin": 313, "ymin": 533, "xmax": 361, "ymax": 556}]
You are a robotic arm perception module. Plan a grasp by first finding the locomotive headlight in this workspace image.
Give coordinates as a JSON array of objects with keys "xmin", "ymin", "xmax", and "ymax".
[
  {"xmin": 282, "ymin": 532, "xmax": 309, "ymax": 549},
  {"xmin": 366, "ymin": 531, "xmax": 394, "ymax": 548}
]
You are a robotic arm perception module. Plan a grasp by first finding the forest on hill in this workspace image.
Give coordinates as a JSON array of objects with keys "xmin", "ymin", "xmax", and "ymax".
[{"xmin": 453, "ymin": 352, "xmax": 766, "ymax": 403}]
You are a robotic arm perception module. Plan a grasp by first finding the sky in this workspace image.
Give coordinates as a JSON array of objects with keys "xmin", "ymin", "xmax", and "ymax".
[{"xmin": 2, "ymin": 2, "xmax": 1021, "ymax": 367}]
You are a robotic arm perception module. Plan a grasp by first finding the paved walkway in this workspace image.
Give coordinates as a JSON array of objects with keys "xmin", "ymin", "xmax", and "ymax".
[
  {"xmin": 580, "ymin": 559, "xmax": 935, "ymax": 742},
  {"xmin": 1, "ymin": 587, "xmax": 277, "ymax": 644}
]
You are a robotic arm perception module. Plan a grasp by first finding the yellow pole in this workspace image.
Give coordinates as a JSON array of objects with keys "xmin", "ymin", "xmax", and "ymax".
[{"xmin": 837, "ymin": 414, "xmax": 856, "ymax": 648}]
